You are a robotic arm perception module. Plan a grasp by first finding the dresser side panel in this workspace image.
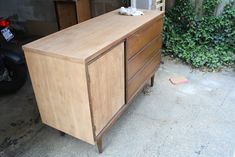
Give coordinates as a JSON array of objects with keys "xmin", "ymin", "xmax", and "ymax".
[{"xmin": 24, "ymin": 50, "xmax": 94, "ymax": 144}]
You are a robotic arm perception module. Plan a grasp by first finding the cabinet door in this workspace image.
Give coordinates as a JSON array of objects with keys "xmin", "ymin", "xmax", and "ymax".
[{"xmin": 88, "ymin": 43, "xmax": 125, "ymax": 135}]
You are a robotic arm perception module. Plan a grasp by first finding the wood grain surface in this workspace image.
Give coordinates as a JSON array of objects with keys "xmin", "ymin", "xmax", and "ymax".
[
  {"xmin": 127, "ymin": 36, "xmax": 162, "ymax": 80},
  {"xmin": 24, "ymin": 50, "xmax": 94, "ymax": 144},
  {"xmin": 88, "ymin": 43, "xmax": 125, "ymax": 135},
  {"xmin": 23, "ymin": 10, "xmax": 164, "ymax": 63},
  {"xmin": 23, "ymin": 10, "xmax": 164, "ymax": 150},
  {"xmin": 127, "ymin": 18, "xmax": 163, "ymax": 59}
]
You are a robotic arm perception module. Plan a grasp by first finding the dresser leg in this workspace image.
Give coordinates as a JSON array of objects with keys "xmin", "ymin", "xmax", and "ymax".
[
  {"xmin": 96, "ymin": 137, "xmax": 103, "ymax": 153},
  {"xmin": 150, "ymin": 75, "xmax": 155, "ymax": 87}
]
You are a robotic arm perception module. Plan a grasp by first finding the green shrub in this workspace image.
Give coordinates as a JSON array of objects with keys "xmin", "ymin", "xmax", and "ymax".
[{"xmin": 163, "ymin": 0, "xmax": 235, "ymax": 70}]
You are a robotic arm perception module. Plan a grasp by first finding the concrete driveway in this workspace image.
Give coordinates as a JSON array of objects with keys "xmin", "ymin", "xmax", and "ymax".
[{"xmin": 1, "ymin": 56, "xmax": 235, "ymax": 157}]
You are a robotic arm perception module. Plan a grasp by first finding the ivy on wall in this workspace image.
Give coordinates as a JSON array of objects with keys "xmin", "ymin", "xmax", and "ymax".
[{"xmin": 163, "ymin": 0, "xmax": 235, "ymax": 70}]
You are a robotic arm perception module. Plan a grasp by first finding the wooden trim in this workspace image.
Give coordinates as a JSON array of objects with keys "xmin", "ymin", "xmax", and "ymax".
[
  {"xmin": 85, "ymin": 65, "xmax": 96, "ymax": 142},
  {"xmin": 87, "ymin": 40, "xmax": 125, "ymax": 65},
  {"xmin": 127, "ymin": 35, "xmax": 162, "ymax": 80},
  {"xmin": 127, "ymin": 17, "xmax": 163, "ymax": 60},
  {"xmin": 23, "ymin": 47, "xmax": 86, "ymax": 64},
  {"xmin": 128, "ymin": 34, "xmax": 161, "ymax": 63},
  {"xmin": 124, "ymin": 41, "xmax": 128, "ymax": 104}
]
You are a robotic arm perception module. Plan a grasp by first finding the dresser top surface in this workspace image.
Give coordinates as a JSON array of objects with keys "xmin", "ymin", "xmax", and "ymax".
[{"xmin": 23, "ymin": 9, "xmax": 164, "ymax": 63}]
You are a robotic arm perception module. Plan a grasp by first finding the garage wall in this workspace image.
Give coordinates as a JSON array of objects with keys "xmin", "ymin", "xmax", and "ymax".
[
  {"xmin": 0, "ymin": 0, "xmax": 127, "ymax": 35},
  {"xmin": 0, "ymin": 0, "xmax": 57, "ymax": 22},
  {"xmin": 0, "ymin": 0, "xmax": 58, "ymax": 36}
]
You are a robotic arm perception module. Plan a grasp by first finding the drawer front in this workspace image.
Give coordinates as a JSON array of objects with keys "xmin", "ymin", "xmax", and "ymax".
[
  {"xmin": 127, "ymin": 18, "xmax": 163, "ymax": 59},
  {"xmin": 127, "ymin": 36, "xmax": 162, "ymax": 80},
  {"xmin": 127, "ymin": 52, "xmax": 161, "ymax": 101}
]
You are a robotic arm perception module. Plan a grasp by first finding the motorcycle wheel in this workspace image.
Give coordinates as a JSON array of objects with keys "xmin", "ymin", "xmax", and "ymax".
[{"xmin": 0, "ymin": 62, "xmax": 27, "ymax": 95}]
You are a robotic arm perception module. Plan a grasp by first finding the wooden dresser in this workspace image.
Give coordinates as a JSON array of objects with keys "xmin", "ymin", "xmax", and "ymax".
[{"xmin": 23, "ymin": 10, "xmax": 164, "ymax": 153}]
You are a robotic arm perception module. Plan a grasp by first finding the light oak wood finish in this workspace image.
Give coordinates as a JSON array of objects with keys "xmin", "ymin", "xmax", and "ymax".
[
  {"xmin": 127, "ymin": 18, "xmax": 163, "ymax": 59},
  {"xmin": 88, "ymin": 43, "xmax": 125, "ymax": 135},
  {"xmin": 127, "ymin": 36, "xmax": 162, "ymax": 80},
  {"xmin": 23, "ymin": 10, "xmax": 164, "ymax": 64},
  {"xmin": 23, "ymin": 9, "xmax": 164, "ymax": 153},
  {"xmin": 24, "ymin": 50, "xmax": 94, "ymax": 144}
]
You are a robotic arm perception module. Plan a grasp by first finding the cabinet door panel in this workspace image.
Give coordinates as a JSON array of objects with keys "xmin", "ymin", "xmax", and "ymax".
[{"xmin": 88, "ymin": 43, "xmax": 125, "ymax": 135}]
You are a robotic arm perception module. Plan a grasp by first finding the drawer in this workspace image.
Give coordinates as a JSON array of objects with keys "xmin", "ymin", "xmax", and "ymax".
[
  {"xmin": 127, "ymin": 18, "xmax": 163, "ymax": 59},
  {"xmin": 127, "ymin": 52, "xmax": 161, "ymax": 101},
  {"xmin": 127, "ymin": 36, "xmax": 162, "ymax": 80}
]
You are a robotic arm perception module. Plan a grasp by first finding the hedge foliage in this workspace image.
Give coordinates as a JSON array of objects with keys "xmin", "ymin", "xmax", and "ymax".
[{"xmin": 163, "ymin": 0, "xmax": 235, "ymax": 70}]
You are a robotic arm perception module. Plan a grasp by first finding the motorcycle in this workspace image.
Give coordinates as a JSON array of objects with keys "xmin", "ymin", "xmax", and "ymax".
[{"xmin": 0, "ymin": 18, "xmax": 27, "ymax": 94}]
